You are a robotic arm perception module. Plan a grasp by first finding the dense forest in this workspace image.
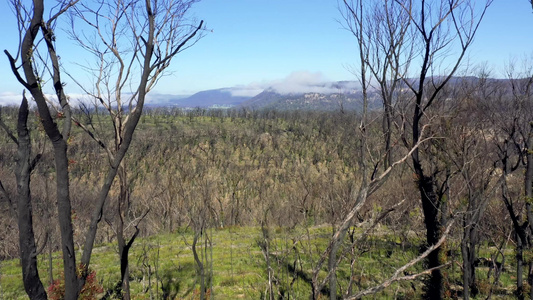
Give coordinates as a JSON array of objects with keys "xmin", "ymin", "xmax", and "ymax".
[{"xmin": 3, "ymin": 0, "xmax": 533, "ymax": 299}]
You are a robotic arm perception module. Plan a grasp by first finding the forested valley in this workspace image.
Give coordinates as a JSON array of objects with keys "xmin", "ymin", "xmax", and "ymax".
[
  {"xmin": 3, "ymin": 0, "xmax": 533, "ymax": 299},
  {"xmin": 1, "ymin": 77, "xmax": 533, "ymax": 298}
]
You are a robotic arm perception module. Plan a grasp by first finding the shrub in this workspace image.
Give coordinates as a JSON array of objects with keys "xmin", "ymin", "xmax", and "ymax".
[{"xmin": 47, "ymin": 264, "xmax": 103, "ymax": 300}]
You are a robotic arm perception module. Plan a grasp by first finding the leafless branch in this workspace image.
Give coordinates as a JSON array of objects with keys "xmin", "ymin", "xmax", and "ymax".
[
  {"xmin": 345, "ymin": 220, "xmax": 455, "ymax": 299},
  {"xmin": 0, "ymin": 180, "xmax": 16, "ymax": 216},
  {"xmin": 311, "ymin": 123, "xmax": 434, "ymax": 294},
  {"xmin": 317, "ymin": 199, "xmax": 407, "ymax": 292},
  {"xmin": 0, "ymin": 107, "xmax": 19, "ymax": 145}
]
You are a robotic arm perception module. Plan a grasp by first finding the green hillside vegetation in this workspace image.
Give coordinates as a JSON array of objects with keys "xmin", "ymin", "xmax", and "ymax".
[
  {"xmin": 4, "ymin": 0, "xmax": 524, "ymax": 298},
  {"xmin": 0, "ymin": 225, "xmax": 519, "ymax": 299},
  {"xmin": 0, "ymin": 108, "xmax": 522, "ymax": 298}
]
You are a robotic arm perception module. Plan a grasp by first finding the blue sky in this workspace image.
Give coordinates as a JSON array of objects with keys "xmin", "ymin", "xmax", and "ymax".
[{"xmin": 0, "ymin": 0, "xmax": 532, "ymax": 104}]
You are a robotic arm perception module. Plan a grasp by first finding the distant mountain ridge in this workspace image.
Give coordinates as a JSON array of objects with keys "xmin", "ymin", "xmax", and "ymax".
[
  {"xmin": 239, "ymin": 88, "xmax": 376, "ymax": 111},
  {"xmin": 148, "ymin": 76, "xmax": 514, "ymax": 110},
  {"xmin": 169, "ymin": 88, "xmax": 250, "ymax": 108},
  {"xmin": 160, "ymin": 80, "xmax": 366, "ymax": 110}
]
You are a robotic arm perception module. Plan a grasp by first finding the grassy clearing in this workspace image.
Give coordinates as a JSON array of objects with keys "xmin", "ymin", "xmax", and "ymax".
[
  {"xmin": 1, "ymin": 227, "xmax": 273, "ymax": 299},
  {"xmin": 0, "ymin": 227, "xmax": 521, "ymax": 299}
]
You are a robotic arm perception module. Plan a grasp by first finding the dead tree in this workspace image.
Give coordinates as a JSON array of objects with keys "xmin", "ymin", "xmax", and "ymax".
[
  {"xmin": 395, "ymin": 1, "xmax": 491, "ymax": 297},
  {"xmin": 5, "ymin": 0, "xmax": 204, "ymax": 298},
  {"xmin": 0, "ymin": 93, "xmax": 46, "ymax": 299},
  {"xmin": 5, "ymin": 1, "xmax": 80, "ymax": 298},
  {"xmin": 67, "ymin": 0, "xmax": 205, "ymax": 297}
]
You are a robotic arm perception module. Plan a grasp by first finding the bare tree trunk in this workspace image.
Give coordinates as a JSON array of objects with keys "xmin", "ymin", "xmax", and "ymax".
[
  {"xmin": 412, "ymin": 91, "xmax": 443, "ymax": 297},
  {"xmin": 518, "ymin": 237, "xmax": 525, "ymax": 300},
  {"xmin": 461, "ymin": 237, "xmax": 470, "ymax": 300},
  {"xmin": 383, "ymin": 102, "xmax": 393, "ymax": 169},
  {"xmin": 79, "ymin": 31, "xmax": 153, "ymax": 283},
  {"xmin": 15, "ymin": 94, "xmax": 47, "ymax": 299},
  {"xmin": 79, "ymin": 8, "xmax": 204, "ymax": 287},
  {"xmin": 417, "ymin": 173, "xmax": 443, "ymax": 299},
  {"xmin": 193, "ymin": 232, "xmax": 206, "ymax": 300},
  {"xmin": 461, "ymin": 220, "xmax": 479, "ymax": 300},
  {"xmin": 525, "ymin": 123, "xmax": 533, "ymax": 300},
  {"xmin": 118, "ymin": 226, "xmax": 139, "ymax": 300},
  {"xmin": 10, "ymin": 1, "xmax": 79, "ymax": 298},
  {"xmin": 501, "ymin": 175, "xmax": 526, "ymax": 299},
  {"xmin": 328, "ymin": 241, "xmax": 337, "ymax": 300},
  {"xmin": 53, "ymin": 131, "xmax": 78, "ymax": 300},
  {"xmin": 117, "ymin": 165, "xmax": 132, "ymax": 300}
]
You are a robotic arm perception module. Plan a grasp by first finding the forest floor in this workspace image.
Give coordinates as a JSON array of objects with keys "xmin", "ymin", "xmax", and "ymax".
[{"xmin": 0, "ymin": 225, "xmax": 519, "ymax": 299}]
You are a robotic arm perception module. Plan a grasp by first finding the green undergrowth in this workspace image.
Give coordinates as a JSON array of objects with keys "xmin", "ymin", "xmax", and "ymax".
[{"xmin": 0, "ymin": 226, "xmax": 520, "ymax": 299}]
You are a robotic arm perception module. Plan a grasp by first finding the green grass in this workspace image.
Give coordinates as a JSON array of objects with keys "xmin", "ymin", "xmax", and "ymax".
[
  {"xmin": 1, "ymin": 227, "xmax": 272, "ymax": 299},
  {"xmin": 0, "ymin": 226, "xmax": 522, "ymax": 299}
]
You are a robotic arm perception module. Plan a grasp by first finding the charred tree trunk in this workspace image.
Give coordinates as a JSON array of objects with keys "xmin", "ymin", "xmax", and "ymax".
[
  {"xmin": 193, "ymin": 232, "xmax": 206, "ymax": 300},
  {"xmin": 52, "ymin": 129, "xmax": 77, "ymax": 300},
  {"xmin": 460, "ymin": 183, "xmax": 490, "ymax": 300},
  {"xmin": 328, "ymin": 240, "xmax": 338, "ymax": 300},
  {"xmin": 525, "ymin": 123, "xmax": 533, "ymax": 300},
  {"xmin": 117, "ymin": 165, "xmax": 134, "ymax": 300},
  {"xmin": 383, "ymin": 98, "xmax": 393, "ymax": 169},
  {"xmin": 461, "ymin": 219, "xmax": 479, "ymax": 300},
  {"xmin": 501, "ymin": 175, "xmax": 527, "ymax": 300},
  {"xmin": 410, "ymin": 76, "xmax": 445, "ymax": 297},
  {"xmin": 15, "ymin": 95, "xmax": 47, "ymax": 299},
  {"xmin": 11, "ymin": 1, "xmax": 79, "ymax": 298},
  {"xmin": 517, "ymin": 235, "xmax": 525, "ymax": 300},
  {"xmin": 118, "ymin": 226, "xmax": 139, "ymax": 300},
  {"xmin": 412, "ymin": 90, "xmax": 443, "ymax": 299},
  {"xmin": 417, "ymin": 173, "xmax": 443, "ymax": 299}
]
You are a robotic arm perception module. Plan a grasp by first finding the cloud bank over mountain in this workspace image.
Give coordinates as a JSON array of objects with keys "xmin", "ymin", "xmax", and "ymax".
[
  {"xmin": 0, "ymin": 92, "xmax": 25, "ymax": 106},
  {"xmin": 229, "ymin": 71, "xmax": 358, "ymax": 97},
  {"xmin": 0, "ymin": 92, "xmax": 114, "ymax": 107},
  {"xmin": 268, "ymin": 71, "xmax": 340, "ymax": 94},
  {"xmin": 0, "ymin": 71, "xmax": 361, "ymax": 108}
]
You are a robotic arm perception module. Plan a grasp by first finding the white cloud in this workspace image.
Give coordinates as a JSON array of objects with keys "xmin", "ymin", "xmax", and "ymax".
[
  {"xmin": 230, "ymin": 71, "xmax": 356, "ymax": 96},
  {"xmin": 270, "ymin": 71, "xmax": 329, "ymax": 94},
  {"xmin": 226, "ymin": 87, "xmax": 264, "ymax": 97},
  {"xmin": 0, "ymin": 92, "xmax": 25, "ymax": 106},
  {"xmin": 0, "ymin": 92, "xmax": 99, "ymax": 109}
]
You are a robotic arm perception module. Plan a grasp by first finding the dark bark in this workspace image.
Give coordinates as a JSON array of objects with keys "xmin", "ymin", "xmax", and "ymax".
[
  {"xmin": 410, "ymin": 24, "xmax": 459, "ymax": 300},
  {"xmin": 461, "ymin": 219, "xmax": 479, "ymax": 299},
  {"xmin": 409, "ymin": 20, "xmax": 444, "ymax": 298},
  {"xmin": 461, "ymin": 239, "xmax": 471, "ymax": 300},
  {"xmin": 517, "ymin": 237, "xmax": 525, "ymax": 300},
  {"xmin": 460, "ymin": 181, "xmax": 491, "ymax": 299},
  {"xmin": 118, "ymin": 225, "xmax": 139, "ymax": 300},
  {"xmin": 412, "ymin": 78, "xmax": 443, "ymax": 299},
  {"xmin": 525, "ymin": 122, "xmax": 533, "ymax": 300},
  {"xmin": 417, "ymin": 173, "xmax": 443, "ymax": 299},
  {"xmin": 79, "ymin": 12, "xmax": 156, "ymax": 280},
  {"xmin": 328, "ymin": 240, "xmax": 337, "ymax": 300},
  {"xmin": 383, "ymin": 102, "xmax": 393, "ymax": 169},
  {"xmin": 9, "ymin": 1, "xmax": 78, "ymax": 298},
  {"xmin": 119, "ymin": 227, "xmax": 139, "ymax": 299},
  {"xmin": 117, "ymin": 165, "xmax": 134, "ymax": 300},
  {"xmin": 192, "ymin": 232, "xmax": 206, "ymax": 300},
  {"xmin": 80, "ymin": 12, "xmax": 204, "ymax": 288},
  {"xmin": 15, "ymin": 94, "xmax": 47, "ymax": 299},
  {"xmin": 501, "ymin": 175, "xmax": 527, "ymax": 300}
]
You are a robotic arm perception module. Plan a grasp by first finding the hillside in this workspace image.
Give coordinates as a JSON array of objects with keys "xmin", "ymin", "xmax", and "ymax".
[
  {"xmin": 147, "ymin": 77, "xmax": 513, "ymax": 111},
  {"xmin": 169, "ymin": 88, "xmax": 252, "ymax": 108},
  {"xmin": 0, "ymin": 101, "xmax": 526, "ymax": 299},
  {"xmin": 163, "ymin": 80, "xmax": 372, "ymax": 110},
  {"xmin": 239, "ymin": 88, "xmax": 380, "ymax": 111}
]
